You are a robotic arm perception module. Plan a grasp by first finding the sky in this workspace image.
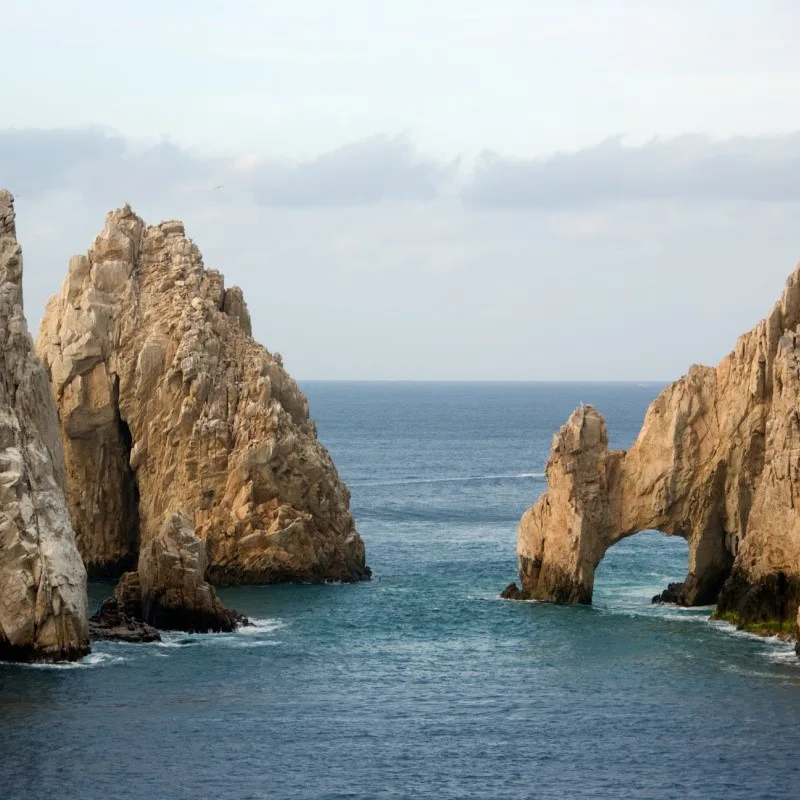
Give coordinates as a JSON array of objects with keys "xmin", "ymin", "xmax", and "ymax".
[{"xmin": 3, "ymin": 0, "xmax": 800, "ymax": 380}]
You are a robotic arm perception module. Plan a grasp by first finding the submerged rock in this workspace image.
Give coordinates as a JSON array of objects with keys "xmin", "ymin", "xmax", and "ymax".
[
  {"xmin": 115, "ymin": 511, "xmax": 245, "ymax": 633},
  {"xmin": 513, "ymin": 264, "xmax": 800, "ymax": 634},
  {"xmin": 0, "ymin": 190, "xmax": 89, "ymax": 662},
  {"xmin": 36, "ymin": 205, "xmax": 369, "ymax": 588}
]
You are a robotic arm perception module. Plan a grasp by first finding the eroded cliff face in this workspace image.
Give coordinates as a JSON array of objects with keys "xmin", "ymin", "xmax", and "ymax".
[
  {"xmin": 513, "ymin": 265, "xmax": 800, "ymax": 631},
  {"xmin": 37, "ymin": 205, "xmax": 369, "ymax": 587},
  {"xmin": 0, "ymin": 190, "xmax": 89, "ymax": 661}
]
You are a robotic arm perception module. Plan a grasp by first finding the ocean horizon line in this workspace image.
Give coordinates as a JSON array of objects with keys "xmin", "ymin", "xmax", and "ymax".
[{"xmin": 296, "ymin": 378, "xmax": 671, "ymax": 385}]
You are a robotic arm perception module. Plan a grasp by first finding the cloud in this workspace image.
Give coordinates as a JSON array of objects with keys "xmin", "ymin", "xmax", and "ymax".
[
  {"xmin": 0, "ymin": 127, "xmax": 222, "ymax": 205},
  {"xmin": 0, "ymin": 128, "xmax": 453, "ymax": 208},
  {"xmin": 464, "ymin": 134, "xmax": 800, "ymax": 208},
  {"xmin": 250, "ymin": 135, "xmax": 456, "ymax": 206},
  {"xmin": 6, "ymin": 127, "xmax": 800, "ymax": 213}
]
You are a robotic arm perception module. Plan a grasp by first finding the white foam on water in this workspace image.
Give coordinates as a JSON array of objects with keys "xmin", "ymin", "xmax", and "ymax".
[
  {"xmin": 660, "ymin": 612, "xmax": 711, "ymax": 624},
  {"xmin": 763, "ymin": 647, "xmax": 799, "ymax": 665},
  {"xmin": 229, "ymin": 640, "xmax": 281, "ymax": 649},
  {"xmin": 4, "ymin": 651, "xmax": 126, "ymax": 670},
  {"xmin": 237, "ymin": 618, "xmax": 284, "ymax": 636},
  {"xmin": 153, "ymin": 617, "xmax": 284, "ymax": 650}
]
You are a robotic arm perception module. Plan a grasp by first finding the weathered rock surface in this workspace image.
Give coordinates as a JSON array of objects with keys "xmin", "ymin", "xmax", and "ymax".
[
  {"xmin": 512, "ymin": 265, "xmax": 800, "ymax": 631},
  {"xmin": 0, "ymin": 190, "xmax": 89, "ymax": 662},
  {"xmin": 88, "ymin": 597, "xmax": 161, "ymax": 643},
  {"xmin": 115, "ymin": 511, "xmax": 244, "ymax": 633},
  {"xmin": 37, "ymin": 204, "xmax": 368, "ymax": 590}
]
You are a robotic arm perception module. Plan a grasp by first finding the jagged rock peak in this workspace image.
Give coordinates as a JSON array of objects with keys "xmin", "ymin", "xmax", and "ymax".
[
  {"xmin": 511, "ymin": 263, "xmax": 800, "ymax": 634},
  {"xmin": 0, "ymin": 189, "xmax": 89, "ymax": 662},
  {"xmin": 37, "ymin": 204, "xmax": 369, "ymax": 588}
]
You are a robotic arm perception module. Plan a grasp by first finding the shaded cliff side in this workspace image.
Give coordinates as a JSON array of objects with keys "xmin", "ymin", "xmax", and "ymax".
[
  {"xmin": 510, "ymin": 264, "xmax": 800, "ymax": 634},
  {"xmin": 0, "ymin": 190, "xmax": 89, "ymax": 661},
  {"xmin": 37, "ymin": 205, "xmax": 369, "ymax": 587}
]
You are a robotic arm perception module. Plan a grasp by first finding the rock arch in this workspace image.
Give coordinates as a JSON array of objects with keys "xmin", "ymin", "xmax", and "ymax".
[
  {"xmin": 509, "ymin": 265, "xmax": 800, "ymax": 629},
  {"xmin": 515, "ymin": 404, "xmax": 732, "ymax": 606}
]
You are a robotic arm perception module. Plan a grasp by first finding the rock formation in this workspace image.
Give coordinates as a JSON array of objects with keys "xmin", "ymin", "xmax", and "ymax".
[
  {"xmin": 37, "ymin": 205, "xmax": 368, "ymax": 597},
  {"xmin": 88, "ymin": 598, "xmax": 161, "ymax": 643},
  {"xmin": 0, "ymin": 190, "xmax": 89, "ymax": 662},
  {"xmin": 114, "ymin": 511, "xmax": 244, "ymax": 633},
  {"xmin": 510, "ymin": 265, "xmax": 800, "ymax": 633}
]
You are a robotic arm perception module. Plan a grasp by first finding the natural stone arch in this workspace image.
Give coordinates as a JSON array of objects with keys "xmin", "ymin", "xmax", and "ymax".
[
  {"xmin": 515, "ymin": 404, "xmax": 733, "ymax": 606},
  {"xmin": 508, "ymin": 264, "xmax": 800, "ymax": 630}
]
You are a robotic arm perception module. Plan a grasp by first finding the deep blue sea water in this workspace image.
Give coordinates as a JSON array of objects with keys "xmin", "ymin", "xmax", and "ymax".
[{"xmin": 2, "ymin": 382, "xmax": 799, "ymax": 800}]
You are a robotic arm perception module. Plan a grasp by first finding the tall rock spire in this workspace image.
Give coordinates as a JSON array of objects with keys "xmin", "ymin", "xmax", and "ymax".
[{"xmin": 0, "ymin": 190, "xmax": 89, "ymax": 661}]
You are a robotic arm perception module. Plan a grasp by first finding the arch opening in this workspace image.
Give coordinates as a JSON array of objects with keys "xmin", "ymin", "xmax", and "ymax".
[{"xmin": 593, "ymin": 530, "xmax": 694, "ymax": 610}]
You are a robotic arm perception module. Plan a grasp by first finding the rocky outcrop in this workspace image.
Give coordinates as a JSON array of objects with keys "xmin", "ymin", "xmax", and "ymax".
[
  {"xmin": 0, "ymin": 190, "xmax": 89, "ymax": 662},
  {"xmin": 114, "ymin": 511, "xmax": 244, "ymax": 633},
  {"xmin": 510, "ymin": 265, "xmax": 800, "ymax": 632},
  {"xmin": 88, "ymin": 598, "xmax": 161, "ymax": 643},
  {"xmin": 36, "ymin": 205, "xmax": 368, "ymax": 592}
]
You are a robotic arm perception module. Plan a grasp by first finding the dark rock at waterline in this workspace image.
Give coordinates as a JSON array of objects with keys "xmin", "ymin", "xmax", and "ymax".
[
  {"xmin": 0, "ymin": 640, "xmax": 89, "ymax": 663},
  {"xmin": 89, "ymin": 598, "xmax": 161, "ymax": 643},
  {"xmin": 652, "ymin": 583, "xmax": 686, "ymax": 605},
  {"xmin": 716, "ymin": 569, "xmax": 800, "ymax": 629},
  {"xmin": 501, "ymin": 582, "xmax": 526, "ymax": 600}
]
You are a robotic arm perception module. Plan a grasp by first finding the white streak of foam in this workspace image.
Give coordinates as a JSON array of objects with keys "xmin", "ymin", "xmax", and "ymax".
[{"xmin": 5, "ymin": 651, "xmax": 126, "ymax": 670}]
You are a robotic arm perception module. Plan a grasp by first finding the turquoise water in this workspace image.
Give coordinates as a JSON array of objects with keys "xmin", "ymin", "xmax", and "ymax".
[{"xmin": 2, "ymin": 382, "xmax": 799, "ymax": 799}]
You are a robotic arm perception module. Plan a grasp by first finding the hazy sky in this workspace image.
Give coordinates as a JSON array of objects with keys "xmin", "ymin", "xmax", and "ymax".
[{"xmin": 3, "ymin": 0, "xmax": 800, "ymax": 379}]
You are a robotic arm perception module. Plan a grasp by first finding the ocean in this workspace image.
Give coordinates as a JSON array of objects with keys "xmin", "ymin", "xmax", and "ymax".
[{"xmin": 2, "ymin": 382, "xmax": 799, "ymax": 799}]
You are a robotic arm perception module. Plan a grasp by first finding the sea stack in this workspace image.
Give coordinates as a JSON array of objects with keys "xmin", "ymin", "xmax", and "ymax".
[
  {"xmin": 0, "ymin": 190, "xmax": 89, "ymax": 661},
  {"xmin": 36, "ymin": 205, "xmax": 369, "ymax": 609},
  {"xmin": 509, "ymin": 264, "xmax": 800, "ymax": 635}
]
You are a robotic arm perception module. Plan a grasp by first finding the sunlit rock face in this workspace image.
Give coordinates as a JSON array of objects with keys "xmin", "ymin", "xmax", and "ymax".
[
  {"xmin": 0, "ymin": 190, "xmax": 89, "ymax": 662},
  {"xmin": 512, "ymin": 265, "xmax": 800, "ymax": 629},
  {"xmin": 37, "ymin": 204, "xmax": 369, "ymax": 593}
]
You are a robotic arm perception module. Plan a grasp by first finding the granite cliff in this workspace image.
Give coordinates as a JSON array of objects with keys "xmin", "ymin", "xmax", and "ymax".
[
  {"xmin": 0, "ymin": 190, "xmax": 89, "ymax": 661},
  {"xmin": 508, "ymin": 265, "xmax": 800, "ymax": 636},
  {"xmin": 37, "ymin": 205, "xmax": 368, "ymax": 593}
]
